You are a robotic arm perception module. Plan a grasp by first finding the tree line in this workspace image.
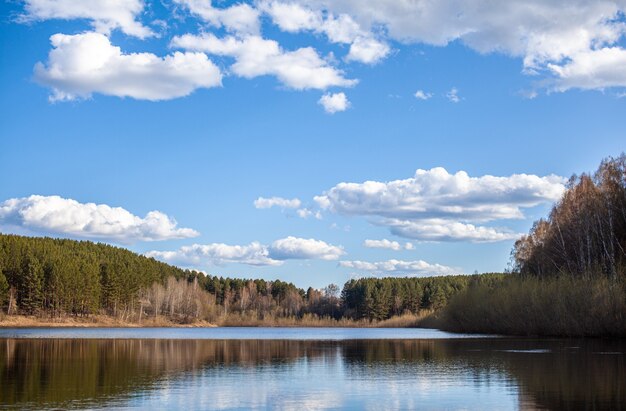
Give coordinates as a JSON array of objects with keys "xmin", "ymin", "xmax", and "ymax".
[
  {"xmin": 513, "ymin": 154, "xmax": 626, "ymax": 278},
  {"xmin": 0, "ymin": 233, "xmax": 482, "ymax": 323},
  {"xmin": 439, "ymin": 154, "xmax": 626, "ymax": 337}
]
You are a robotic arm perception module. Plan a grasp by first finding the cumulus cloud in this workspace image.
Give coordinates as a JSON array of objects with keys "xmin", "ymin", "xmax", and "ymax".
[
  {"xmin": 21, "ymin": 0, "xmax": 153, "ymax": 38},
  {"xmin": 20, "ymin": 0, "xmax": 626, "ymax": 97},
  {"xmin": 316, "ymin": 167, "xmax": 565, "ymax": 221},
  {"xmin": 34, "ymin": 32, "xmax": 222, "ymax": 101},
  {"xmin": 288, "ymin": 0, "xmax": 626, "ymax": 92},
  {"xmin": 174, "ymin": 0, "xmax": 261, "ymax": 35},
  {"xmin": 385, "ymin": 219, "xmax": 520, "ymax": 242},
  {"xmin": 315, "ymin": 167, "xmax": 566, "ymax": 242},
  {"xmin": 254, "ymin": 196, "xmax": 301, "ymax": 209},
  {"xmin": 548, "ymin": 47, "xmax": 626, "ymax": 91},
  {"xmin": 171, "ymin": 33, "xmax": 356, "ymax": 90},
  {"xmin": 268, "ymin": 236, "xmax": 344, "ymax": 260},
  {"xmin": 260, "ymin": 1, "xmax": 390, "ymax": 64},
  {"xmin": 318, "ymin": 92, "xmax": 350, "ymax": 113},
  {"xmin": 363, "ymin": 239, "xmax": 414, "ymax": 250},
  {"xmin": 147, "ymin": 242, "xmax": 280, "ymax": 266},
  {"xmin": 0, "ymin": 195, "xmax": 199, "ymax": 243},
  {"xmin": 340, "ymin": 259, "xmax": 456, "ymax": 276},
  {"xmin": 414, "ymin": 90, "xmax": 432, "ymax": 100},
  {"xmin": 147, "ymin": 236, "xmax": 344, "ymax": 267}
]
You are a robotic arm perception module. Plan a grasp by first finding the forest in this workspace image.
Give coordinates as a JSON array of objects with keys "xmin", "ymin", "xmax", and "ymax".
[
  {"xmin": 0, "ymin": 233, "xmax": 481, "ymax": 325},
  {"xmin": 439, "ymin": 154, "xmax": 626, "ymax": 336}
]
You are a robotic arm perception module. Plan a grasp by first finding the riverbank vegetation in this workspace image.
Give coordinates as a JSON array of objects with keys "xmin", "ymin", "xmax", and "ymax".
[{"xmin": 436, "ymin": 154, "xmax": 626, "ymax": 336}]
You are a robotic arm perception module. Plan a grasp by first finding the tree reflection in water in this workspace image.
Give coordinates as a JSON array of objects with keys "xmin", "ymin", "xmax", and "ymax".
[{"xmin": 1, "ymin": 338, "xmax": 624, "ymax": 410}]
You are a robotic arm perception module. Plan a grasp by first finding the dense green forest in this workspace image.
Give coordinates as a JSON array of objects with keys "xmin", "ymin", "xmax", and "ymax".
[
  {"xmin": 440, "ymin": 154, "xmax": 626, "ymax": 336},
  {"xmin": 0, "ymin": 233, "xmax": 481, "ymax": 324}
]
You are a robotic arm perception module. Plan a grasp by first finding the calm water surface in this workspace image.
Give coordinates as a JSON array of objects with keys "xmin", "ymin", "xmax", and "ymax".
[{"xmin": 0, "ymin": 328, "xmax": 624, "ymax": 410}]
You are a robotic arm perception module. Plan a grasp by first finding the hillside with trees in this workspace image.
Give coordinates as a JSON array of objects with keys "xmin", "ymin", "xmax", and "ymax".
[{"xmin": 0, "ymin": 233, "xmax": 480, "ymax": 326}]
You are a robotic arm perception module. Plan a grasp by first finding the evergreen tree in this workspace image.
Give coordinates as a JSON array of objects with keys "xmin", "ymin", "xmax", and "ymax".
[{"xmin": 19, "ymin": 252, "xmax": 44, "ymax": 314}]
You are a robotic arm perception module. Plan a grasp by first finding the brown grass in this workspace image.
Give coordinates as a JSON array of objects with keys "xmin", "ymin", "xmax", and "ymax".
[
  {"xmin": 0, "ymin": 314, "xmax": 217, "ymax": 328},
  {"xmin": 434, "ymin": 275, "xmax": 626, "ymax": 337},
  {"xmin": 0, "ymin": 312, "xmax": 435, "ymax": 329}
]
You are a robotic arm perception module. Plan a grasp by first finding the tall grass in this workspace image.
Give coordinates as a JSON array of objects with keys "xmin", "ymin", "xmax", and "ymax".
[
  {"xmin": 436, "ymin": 275, "xmax": 626, "ymax": 337},
  {"xmin": 215, "ymin": 312, "xmax": 430, "ymax": 328}
]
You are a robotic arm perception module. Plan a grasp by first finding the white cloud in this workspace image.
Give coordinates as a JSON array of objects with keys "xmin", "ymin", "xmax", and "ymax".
[
  {"xmin": 34, "ymin": 32, "xmax": 222, "ymax": 102},
  {"xmin": 315, "ymin": 167, "xmax": 566, "ymax": 242},
  {"xmin": 414, "ymin": 90, "xmax": 432, "ymax": 100},
  {"xmin": 296, "ymin": 208, "xmax": 322, "ymax": 219},
  {"xmin": 385, "ymin": 219, "xmax": 520, "ymax": 243},
  {"xmin": 0, "ymin": 195, "xmax": 199, "ymax": 243},
  {"xmin": 318, "ymin": 92, "xmax": 350, "ymax": 113},
  {"xmin": 316, "ymin": 167, "xmax": 565, "ymax": 221},
  {"xmin": 147, "ymin": 236, "xmax": 344, "ymax": 267},
  {"xmin": 20, "ymin": 0, "xmax": 626, "ymax": 96},
  {"xmin": 147, "ymin": 242, "xmax": 280, "ymax": 266},
  {"xmin": 259, "ymin": 1, "xmax": 320, "ymax": 32},
  {"xmin": 363, "ymin": 239, "xmax": 414, "ymax": 251},
  {"xmin": 446, "ymin": 87, "xmax": 461, "ymax": 103},
  {"xmin": 254, "ymin": 196, "xmax": 301, "ymax": 209},
  {"xmin": 346, "ymin": 36, "xmax": 390, "ymax": 64},
  {"xmin": 340, "ymin": 259, "xmax": 456, "ymax": 276},
  {"xmin": 21, "ymin": 0, "xmax": 153, "ymax": 38},
  {"xmin": 260, "ymin": 1, "xmax": 390, "ymax": 64},
  {"xmin": 269, "ymin": 236, "xmax": 344, "ymax": 260},
  {"xmin": 171, "ymin": 33, "xmax": 357, "ymax": 90},
  {"xmin": 548, "ymin": 47, "xmax": 626, "ymax": 91},
  {"xmin": 289, "ymin": 0, "xmax": 626, "ymax": 92},
  {"xmin": 174, "ymin": 0, "xmax": 261, "ymax": 35}
]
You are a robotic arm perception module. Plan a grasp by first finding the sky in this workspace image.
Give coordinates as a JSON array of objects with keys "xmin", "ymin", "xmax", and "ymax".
[{"xmin": 0, "ymin": 0, "xmax": 625, "ymax": 289}]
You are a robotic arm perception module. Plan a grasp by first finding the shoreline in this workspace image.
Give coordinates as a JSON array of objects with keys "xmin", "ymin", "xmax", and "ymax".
[
  {"xmin": 0, "ymin": 315, "xmax": 218, "ymax": 328},
  {"xmin": 0, "ymin": 313, "xmax": 433, "ymax": 329}
]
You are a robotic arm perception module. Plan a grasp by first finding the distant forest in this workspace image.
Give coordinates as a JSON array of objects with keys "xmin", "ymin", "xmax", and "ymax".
[{"xmin": 0, "ymin": 233, "xmax": 492, "ymax": 323}]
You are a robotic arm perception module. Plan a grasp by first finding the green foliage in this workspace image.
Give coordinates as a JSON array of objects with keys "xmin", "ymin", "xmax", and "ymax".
[
  {"xmin": 0, "ymin": 265, "xmax": 8, "ymax": 309},
  {"xmin": 0, "ymin": 234, "xmax": 190, "ymax": 317},
  {"xmin": 341, "ymin": 274, "xmax": 504, "ymax": 321}
]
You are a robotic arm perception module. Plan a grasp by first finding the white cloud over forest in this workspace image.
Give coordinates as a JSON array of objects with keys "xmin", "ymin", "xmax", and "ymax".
[
  {"xmin": 340, "ymin": 259, "xmax": 456, "ymax": 276},
  {"xmin": 0, "ymin": 195, "xmax": 199, "ymax": 243},
  {"xmin": 315, "ymin": 167, "xmax": 565, "ymax": 242},
  {"xmin": 147, "ymin": 236, "xmax": 345, "ymax": 267}
]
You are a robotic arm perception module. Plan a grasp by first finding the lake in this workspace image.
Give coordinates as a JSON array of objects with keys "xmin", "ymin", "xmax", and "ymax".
[{"xmin": 0, "ymin": 328, "xmax": 624, "ymax": 410}]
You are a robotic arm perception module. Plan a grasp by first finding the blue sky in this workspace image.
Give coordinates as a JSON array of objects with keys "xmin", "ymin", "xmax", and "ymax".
[{"xmin": 1, "ymin": 0, "xmax": 625, "ymax": 288}]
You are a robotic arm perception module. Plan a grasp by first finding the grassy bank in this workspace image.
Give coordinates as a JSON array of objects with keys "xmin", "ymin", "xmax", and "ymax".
[
  {"xmin": 215, "ymin": 312, "xmax": 432, "ymax": 327},
  {"xmin": 0, "ymin": 312, "xmax": 432, "ymax": 329},
  {"xmin": 0, "ymin": 314, "xmax": 217, "ymax": 328},
  {"xmin": 433, "ymin": 275, "xmax": 626, "ymax": 337}
]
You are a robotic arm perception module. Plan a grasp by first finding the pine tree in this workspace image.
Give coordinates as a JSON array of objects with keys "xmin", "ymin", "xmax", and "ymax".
[{"xmin": 19, "ymin": 252, "xmax": 44, "ymax": 314}]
